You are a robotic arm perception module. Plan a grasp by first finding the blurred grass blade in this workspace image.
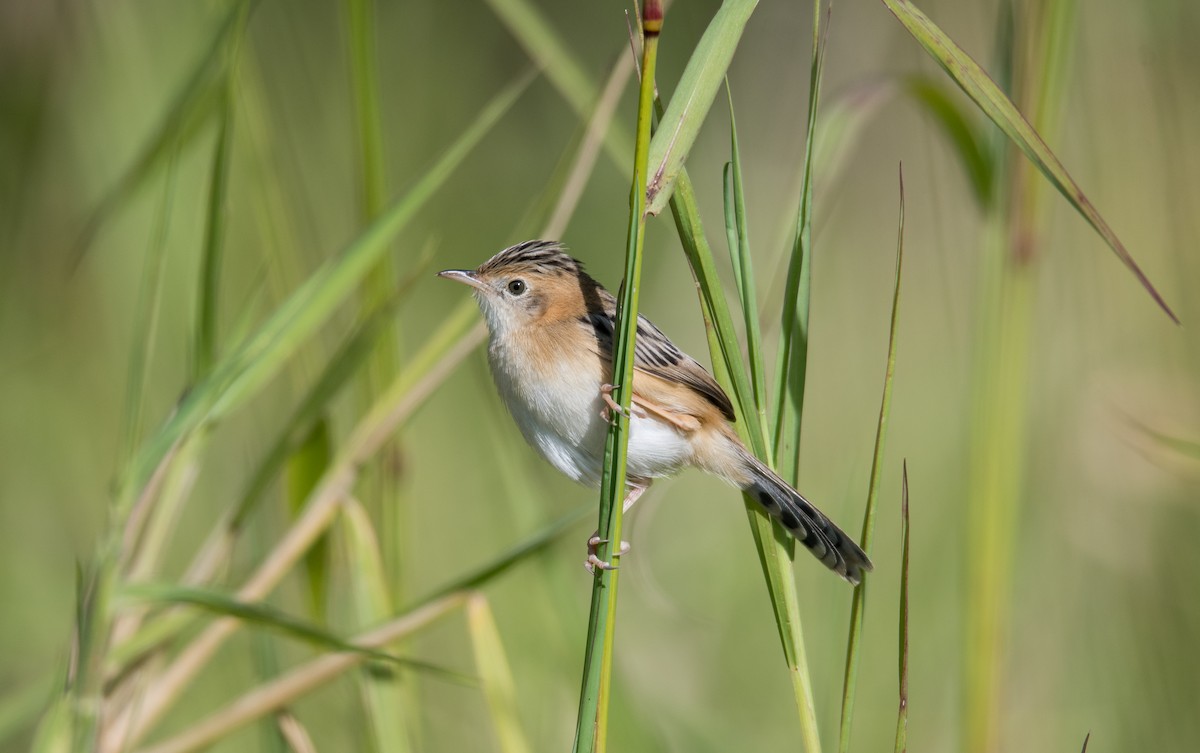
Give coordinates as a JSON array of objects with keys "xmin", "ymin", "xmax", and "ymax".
[
  {"xmin": 482, "ymin": 0, "xmax": 631, "ymax": 171},
  {"xmin": 812, "ymin": 81, "xmax": 895, "ymax": 195},
  {"xmin": 645, "ymin": 0, "xmax": 759, "ymax": 216},
  {"xmin": 275, "ymin": 712, "xmax": 316, "ymax": 753},
  {"xmin": 422, "ymin": 506, "xmax": 591, "ymax": 603},
  {"xmin": 573, "ymin": 4, "xmax": 661, "ymax": 751},
  {"xmin": 881, "ymin": 0, "xmax": 1177, "ymax": 322},
  {"xmin": 894, "ymin": 461, "xmax": 910, "ymax": 753},
  {"xmin": 466, "ymin": 594, "xmax": 533, "ymax": 753},
  {"xmin": 340, "ymin": 499, "xmax": 413, "ymax": 753},
  {"xmin": 286, "ymin": 418, "xmax": 332, "ymax": 621},
  {"xmin": 1128, "ymin": 420, "xmax": 1200, "ymax": 461},
  {"xmin": 194, "ymin": 90, "xmax": 235, "ymax": 378},
  {"xmin": 103, "ymin": 268, "xmax": 425, "ymax": 675},
  {"xmin": 71, "ymin": 0, "xmax": 251, "ymax": 268},
  {"xmin": 903, "ymin": 76, "xmax": 993, "ymax": 208},
  {"xmin": 118, "ymin": 584, "xmax": 454, "ymax": 674},
  {"xmin": 133, "ymin": 511, "xmax": 584, "ymax": 753},
  {"xmin": 250, "ymin": 634, "xmax": 289, "ymax": 753},
  {"xmin": 118, "ymin": 68, "xmax": 533, "ymax": 508},
  {"xmin": 723, "ymin": 86, "xmax": 768, "ymax": 441},
  {"xmin": 30, "ymin": 695, "xmax": 71, "ymax": 753},
  {"xmin": 119, "ymin": 151, "xmax": 180, "ymax": 467},
  {"xmin": 229, "ymin": 284, "xmax": 415, "ymax": 531},
  {"xmin": 0, "ymin": 677, "xmax": 54, "ymax": 747},
  {"xmin": 838, "ymin": 164, "xmax": 905, "ymax": 753},
  {"xmin": 132, "ymin": 595, "xmax": 469, "ymax": 753},
  {"xmin": 345, "ymin": 0, "xmax": 408, "ymax": 606}
]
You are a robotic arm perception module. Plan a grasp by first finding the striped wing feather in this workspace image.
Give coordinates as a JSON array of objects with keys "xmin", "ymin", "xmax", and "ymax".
[{"xmin": 581, "ymin": 292, "xmax": 736, "ymax": 422}]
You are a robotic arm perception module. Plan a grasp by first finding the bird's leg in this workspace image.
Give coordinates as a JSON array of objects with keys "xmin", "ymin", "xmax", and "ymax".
[
  {"xmin": 599, "ymin": 383, "xmax": 648, "ymax": 424},
  {"xmin": 585, "ymin": 483, "xmax": 649, "ymax": 572}
]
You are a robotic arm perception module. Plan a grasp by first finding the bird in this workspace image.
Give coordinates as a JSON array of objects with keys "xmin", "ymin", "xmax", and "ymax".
[{"xmin": 438, "ymin": 240, "xmax": 872, "ymax": 584}]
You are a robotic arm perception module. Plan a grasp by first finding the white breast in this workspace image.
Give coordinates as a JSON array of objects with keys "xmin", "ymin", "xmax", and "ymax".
[{"xmin": 486, "ymin": 335, "xmax": 692, "ymax": 487}]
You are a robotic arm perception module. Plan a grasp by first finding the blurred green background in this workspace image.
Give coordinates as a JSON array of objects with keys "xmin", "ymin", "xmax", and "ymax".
[{"xmin": 1, "ymin": 0, "xmax": 1198, "ymax": 751}]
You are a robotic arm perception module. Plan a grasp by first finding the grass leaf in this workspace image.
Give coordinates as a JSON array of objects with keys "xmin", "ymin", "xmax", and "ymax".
[
  {"xmin": 117, "ymin": 584, "xmax": 456, "ymax": 675},
  {"xmin": 645, "ymin": 0, "xmax": 759, "ymax": 216},
  {"xmin": 894, "ymin": 461, "xmax": 910, "ymax": 753},
  {"xmin": 286, "ymin": 418, "xmax": 333, "ymax": 621},
  {"xmin": 482, "ymin": 0, "xmax": 632, "ymax": 171},
  {"xmin": 881, "ymin": 0, "xmax": 1177, "ymax": 322},
  {"xmin": 466, "ymin": 595, "xmax": 533, "ymax": 753},
  {"xmin": 903, "ymin": 76, "xmax": 994, "ymax": 208},
  {"xmin": 116, "ymin": 68, "xmax": 534, "ymax": 513},
  {"xmin": 838, "ymin": 164, "xmax": 905, "ymax": 753},
  {"xmin": 724, "ymin": 85, "xmax": 769, "ymax": 441}
]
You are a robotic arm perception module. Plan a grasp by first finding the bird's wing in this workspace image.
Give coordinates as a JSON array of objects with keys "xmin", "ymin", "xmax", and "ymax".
[{"xmin": 580, "ymin": 299, "xmax": 736, "ymax": 422}]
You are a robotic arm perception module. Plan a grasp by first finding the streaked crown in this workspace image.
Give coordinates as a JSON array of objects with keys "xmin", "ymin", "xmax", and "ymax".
[{"xmin": 475, "ymin": 239, "xmax": 584, "ymax": 278}]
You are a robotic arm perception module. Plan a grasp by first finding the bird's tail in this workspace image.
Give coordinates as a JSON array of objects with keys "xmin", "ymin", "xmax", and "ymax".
[{"xmin": 736, "ymin": 448, "xmax": 872, "ymax": 585}]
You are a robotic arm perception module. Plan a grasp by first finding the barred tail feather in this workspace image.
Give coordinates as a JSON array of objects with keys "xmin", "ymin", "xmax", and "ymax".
[{"xmin": 739, "ymin": 451, "xmax": 872, "ymax": 585}]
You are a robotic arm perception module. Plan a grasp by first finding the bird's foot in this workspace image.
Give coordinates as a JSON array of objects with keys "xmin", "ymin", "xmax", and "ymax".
[
  {"xmin": 599, "ymin": 384, "xmax": 646, "ymax": 424},
  {"xmin": 584, "ymin": 535, "xmax": 631, "ymax": 573}
]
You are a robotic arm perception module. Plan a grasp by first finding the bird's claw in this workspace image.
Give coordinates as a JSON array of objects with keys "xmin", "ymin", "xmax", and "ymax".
[
  {"xmin": 584, "ymin": 536, "xmax": 631, "ymax": 573},
  {"xmin": 599, "ymin": 384, "xmax": 646, "ymax": 424}
]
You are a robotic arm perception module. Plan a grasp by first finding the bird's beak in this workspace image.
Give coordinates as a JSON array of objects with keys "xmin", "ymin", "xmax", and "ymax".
[{"xmin": 437, "ymin": 269, "xmax": 488, "ymax": 293}]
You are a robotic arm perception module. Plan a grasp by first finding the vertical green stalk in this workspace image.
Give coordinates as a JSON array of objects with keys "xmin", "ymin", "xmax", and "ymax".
[
  {"xmin": 837, "ymin": 166, "xmax": 904, "ymax": 753},
  {"xmin": 771, "ymin": 0, "xmax": 824, "ymax": 480},
  {"xmin": 345, "ymin": 0, "xmax": 406, "ymax": 592},
  {"xmin": 194, "ymin": 90, "xmax": 234, "ymax": 378},
  {"xmin": 723, "ymin": 88, "xmax": 770, "ymax": 451},
  {"xmin": 894, "ymin": 462, "xmax": 910, "ymax": 753},
  {"xmin": 963, "ymin": 2, "xmax": 1075, "ymax": 751},
  {"xmin": 344, "ymin": 2, "xmax": 415, "ymax": 747},
  {"xmin": 571, "ymin": 3, "xmax": 661, "ymax": 751}
]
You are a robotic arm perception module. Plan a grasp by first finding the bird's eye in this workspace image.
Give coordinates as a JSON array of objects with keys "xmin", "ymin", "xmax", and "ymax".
[{"xmin": 507, "ymin": 279, "xmax": 527, "ymax": 296}]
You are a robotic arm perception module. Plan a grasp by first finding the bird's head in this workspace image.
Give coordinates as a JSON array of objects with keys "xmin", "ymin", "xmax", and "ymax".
[{"xmin": 438, "ymin": 240, "xmax": 596, "ymax": 337}]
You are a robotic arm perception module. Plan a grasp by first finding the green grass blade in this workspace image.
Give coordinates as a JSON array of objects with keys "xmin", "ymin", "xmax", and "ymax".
[
  {"xmin": 645, "ymin": 0, "xmax": 759, "ymax": 215},
  {"xmin": 30, "ymin": 695, "xmax": 71, "ymax": 753},
  {"xmin": 340, "ymin": 500, "xmax": 413, "ymax": 753},
  {"xmin": 771, "ymin": 0, "xmax": 825, "ymax": 482},
  {"xmin": 345, "ymin": 0, "xmax": 407, "ymax": 604},
  {"xmin": 466, "ymin": 594, "xmax": 533, "ymax": 753},
  {"xmin": 70, "ymin": 0, "xmax": 252, "ymax": 268},
  {"xmin": 117, "ymin": 584, "xmax": 459, "ymax": 676},
  {"xmin": 880, "ymin": 0, "xmax": 1177, "ymax": 322},
  {"xmin": 0, "ymin": 676, "xmax": 54, "ymax": 747},
  {"xmin": 670, "ymin": 172, "xmax": 754, "ymax": 427},
  {"xmin": 286, "ymin": 418, "xmax": 332, "ymax": 621},
  {"xmin": 573, "ymin": 5, "xmax": 661, "ymax": 751},
  {"xmin": 812, "ymin": 82, "xmax": 895, "ymax": 195},
  {"xmin": 128, "ymin": 594, "xmax": 469, "ymax": 753},
  {"xmin": 228, "ymin": 280, "xmax": 417, "ymax": 532},
  {"xmin": 666, "ymin": 101, "xmax": 821, "ymax": 753},
  {"xmin": 119, "ymin": 150, "xmax": 180, "ymax": 467},
  {"xmin": 194, "ymin": 90, "xmax": 234, "ymax": 378},
  {"xmin": 723, "ymin": 87, "xmax": 769, "ymax": 441},
  {"xmin": 482, "ymin": 0, "xmax": 632, "ymax": 171},
  {"xmin": 249, "ymin": 634, "xmax": 288, "ymax": 753},
  {"xmin": 838, "ymin": 165, "xmax": 905, "ymax": 753},
  {"xmin": 902, "ymin": 76, "xmax": 994, "ymax": 208},
  {"xmin": 117, "ymin": 69, "xmax": 533, "ymax": 511},
  {"xmin": 894, "ymin": 462, "xmax": 910, "ymax": 753}
]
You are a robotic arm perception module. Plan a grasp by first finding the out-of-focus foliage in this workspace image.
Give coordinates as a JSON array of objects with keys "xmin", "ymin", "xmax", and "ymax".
[{"xmin": 0, "ymin": 0, "xmax": 1198, "ymax": 751}]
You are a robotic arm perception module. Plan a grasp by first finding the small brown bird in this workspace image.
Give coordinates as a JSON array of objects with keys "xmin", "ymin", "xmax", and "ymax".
[{"xmin": 439, "ymin": 240, "xmax": 871, "ymax": 583}]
